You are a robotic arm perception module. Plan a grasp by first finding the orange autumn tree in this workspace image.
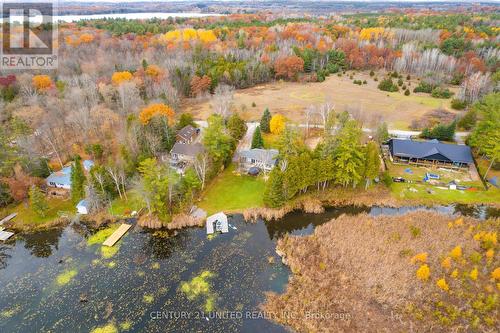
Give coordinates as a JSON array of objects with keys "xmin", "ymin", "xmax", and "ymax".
[
  {"xmin": 32, "ymin": 75, "xmax": 52, "ymax": 91},
  {"xmin": 145, "ymin": 64, "xmax": 162, "ymax": 78},
  {"xmin": 139, "ymin": 103, "xmax": 175, "ymax": 125},
  {"xmin": 190, "ymin": 75, "xmax": 212, "ymax": 96},
  {"xmin": 112, "ymin": 71, "xmax": 133, "ymax": 85},
  {"xmin": 274, "ymin": 55, "xmax": 304, "ymax": 81}
]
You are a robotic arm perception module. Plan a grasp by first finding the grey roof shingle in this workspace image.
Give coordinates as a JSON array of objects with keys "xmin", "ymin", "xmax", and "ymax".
[
  {"xmin": 171, "ymin": 143, "xmax": 205, "ymax": 157},
  {"xmin": 177, "ymin": 125, "xmax": 197, "ymax": 141},
  {"xmin": 389, "ymin": 139, "xmax": 473, "ymax": 164},
  {"xmin": 240, "ymin": 149, "xmax": 279, "ymax": 165}
]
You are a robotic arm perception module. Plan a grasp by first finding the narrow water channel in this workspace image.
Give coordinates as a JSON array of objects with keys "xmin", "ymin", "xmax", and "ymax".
[{"xmin": 0, "ymin": 205, "xmax": 497, "ymax": 332}]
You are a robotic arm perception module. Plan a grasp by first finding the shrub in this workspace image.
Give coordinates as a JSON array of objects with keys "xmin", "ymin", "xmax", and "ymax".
[
  {"xmin": 450, "ymin": 246, "xmax": 462, "ymax": 260},
  {"xmin": 491, "ymin": 267, "xmax": 500, "ymax": 280},
  {"xmin": 416, "ymin": 264, "xmax": 431, "ymax": 281},
  {"xmin": 397, "ymin": 78, "xmax": 404, "ymax": 86},
  {"xmin": 436, "ymin": 278, "xmax": 449, "ymax": 291},
  {"xmin": 441, "ymin": 257, "xmax": 452, "ymax": 270},
  {"xmin": 374, "ymin": 77, "xmax": 378, "ymax": 81},
  {"xmin": 337, "ymin": 73, "xmax": 342, "ymax": 77},
  {"xmin": 363, "ymin": 80, "xmax": 367, "ymax": 84},
  {"xmin": 378, "ymin": 78, "xmax": 398, "ymax": 92},
  {"xmin": 369, "ymin": 70, "xmax": 375, "ymax": 77},
  {"xmin": 251, "ymin": 102, "xmax": 256, "ymax": 107},
  {"xmin": 451, "ymin": 98, "xmax": 467, "ymax": 110},
  {"xmin": 469, "ymin": 267, "xmax": 478, "ymax": 281},
  {"xmin": 406, "ymin": 74, "xmax": 411, "ymax": 80},
  {"xmin": 353, "ymin": 79, "xmax": 362, "ymax": 85},
  {"xmin": 349, "ymin": 75, "xmax": 353, "ymax": 79},
  {"xmin": 421, "ymin": 121, "xmax": 456, "ymax": 141},
  {"xmin": 402, "ymin": 85, "xmax": 407, "ymax": 90},
  {"xmin": 413, "ymin": 81, "xmax": 434, "ymax": 93},
  {"xmin": 431, "ymin": 87, "xmax": 453, "ymax": 99},
  {"xmin": 382, "ymin": 171, "xmax": 392, "ymax": 187},
  {"xmin": 410, "ymin": 225, "xmax": 421, "ymax": 238},
  {"xmin": 411, "ymin": 252, "xmax": 428, "ymax": 264},
  {"xmin": 404, "ymin": 89, "xmax": 410, "ymax": 96},
  {"xmin": 391, "ymin": 71, "xmax": 399, "ymax": 78}
]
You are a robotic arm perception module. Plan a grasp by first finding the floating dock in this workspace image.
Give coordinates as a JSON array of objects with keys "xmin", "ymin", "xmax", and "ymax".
[
  {"xmin": 103, "ymin": 224, "xmax": 132, "ymax": 247},
  {"xmin": 0, "ymin": 230, "xmax": 14, "ymax": 241},
  {"xmin": 0, "ymin": 213, "xmax": 17, "ymax": 226}
]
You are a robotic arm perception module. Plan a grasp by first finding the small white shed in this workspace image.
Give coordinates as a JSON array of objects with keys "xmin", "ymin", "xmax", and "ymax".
[
  {"xmin": 206, "ymin": 212, "xmax": 229, "ymax": 235},
  {"xmin": 76, "ymin": 200, "xmax": 89, "ymax": 215}
]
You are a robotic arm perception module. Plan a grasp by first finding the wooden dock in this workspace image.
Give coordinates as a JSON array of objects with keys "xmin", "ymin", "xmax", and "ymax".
[
  {"xmin": 0, "ymin": 213, "xmax": 17, "ymax": 226},
  {"xmin": 103, "ymin": 224, "xmax": 131, "ymax": 247}
]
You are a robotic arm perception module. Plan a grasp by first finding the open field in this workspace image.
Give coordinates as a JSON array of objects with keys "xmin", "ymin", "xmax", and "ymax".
[
  {"xmin": 198, "ymin": 164, "xmax": 265, "ymax": 215},
  {"xmin": 183, "ymin": 72, "xmax": 460, "ymax": 130}
]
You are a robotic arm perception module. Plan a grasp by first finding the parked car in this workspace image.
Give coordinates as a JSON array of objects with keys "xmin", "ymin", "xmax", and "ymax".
[{"xmin": 392, "ymin": 177, "xmax": 406, "ymax": 183}]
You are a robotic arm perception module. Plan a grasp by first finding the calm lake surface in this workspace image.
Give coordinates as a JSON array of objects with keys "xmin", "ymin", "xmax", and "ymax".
[
  {"xmin": 0, "ymin": 204, "xmax": 498, "ymax": 332},
  {"xmin": 1, "ymin": 12, "xmax": 222, "ymax": 24}
]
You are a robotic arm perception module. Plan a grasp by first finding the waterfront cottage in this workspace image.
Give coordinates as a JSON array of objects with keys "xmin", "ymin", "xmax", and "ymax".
[
  {"xmin": 46, "ymin": 166, "xmax": 72, "ymax": 189},
  {"xmin": 76, "ymin": 200, "xmax": 89, "ymax": 215},
  {"xmin": 206, "ymin": 212, "xmax": 229, "ymax": 234}
]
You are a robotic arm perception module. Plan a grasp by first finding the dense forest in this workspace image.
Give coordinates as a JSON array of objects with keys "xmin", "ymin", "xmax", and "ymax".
[{"xmin": 0, "ymin": 10, "xmax": 499, "ymax": 223}]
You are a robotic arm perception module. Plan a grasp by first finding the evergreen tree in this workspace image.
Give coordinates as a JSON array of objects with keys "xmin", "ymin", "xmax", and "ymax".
[
  {"xmin": 70, "ymin": 155, "xmax": 86, "ymax": 203},
  {"xmin": 251, "ymin": 126, "xmax": 264, "ymax": 149},
  {"xmin": 333, "ymin": 120, "xmax": 365, "ymax": 187},
  {"xmin": 260, "ymin": 108, "xmax": 271, "ymax": 133},
  {"xmin": 263, "ymin": 168, "xmax": 285, "ymax": 208},
  {"xmin": 29, "ymin": 185, "xmax": 48, "ymax": 218},
  {"xmin": 226, "ymin": 113, "xmax": 247, "ymax": 140},
  {"xmin": 364, "ymin": 141, "xmax": 381, "ymax": 189}
]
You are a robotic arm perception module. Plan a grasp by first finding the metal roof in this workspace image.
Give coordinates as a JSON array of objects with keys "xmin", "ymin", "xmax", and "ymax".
[
  {"xmin": 389, "ymin": 139, "xmax": 473, "ymax": 164},
  {"xmin": 46, "ymin": 166, "xmax": 72, "ymax": 186}
]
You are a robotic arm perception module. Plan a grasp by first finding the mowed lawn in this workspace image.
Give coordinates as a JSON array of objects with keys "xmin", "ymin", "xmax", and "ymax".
[
  {"xmin": 198, "ymin": 164, "xmax": 265, "ymax": 215},
  {"xmin": 391, "ymin": 182, "xmax": 500, "ymax": 205},
  {"xmin": 0, "ymin": 197, "xmax": 75, "ymax": 228}
]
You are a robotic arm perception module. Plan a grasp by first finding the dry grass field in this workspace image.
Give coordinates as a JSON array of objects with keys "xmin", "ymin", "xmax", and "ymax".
[
  {"xmin": 263, "ymin": 212, "xmax": 499, "ymax": 332},
  {"xmin": 183, "ymin": 72, "xmax": 461, "ymax": 130}
]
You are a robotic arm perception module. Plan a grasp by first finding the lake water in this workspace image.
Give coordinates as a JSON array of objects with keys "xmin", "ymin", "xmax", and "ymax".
[
  {"xmin": 2, "ymin": 12, "xmax": 222, "ymax": 24},
  {"xmin": 0, "ymin": 204, "xmax": 497, "ymax": 332}
]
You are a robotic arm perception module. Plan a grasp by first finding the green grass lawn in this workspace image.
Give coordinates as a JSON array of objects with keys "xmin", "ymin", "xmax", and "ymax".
[
  {"xmin": 262, "ymin": 132, "xmax": 280, "ymax": 149},
  {"xmin": 0, "ymin": 197, "xmax": 75, "ymax": 228},
  {"xmin": 108, "ymin": 191, "xmax": 145, "ymax": 217},
  {"xmin": 198, "ymin": 164, "xmax": 266, "ymax": 215},
  {"xmin": 391, "ymin": 182, "xmax": 500, "ymax": 205}
]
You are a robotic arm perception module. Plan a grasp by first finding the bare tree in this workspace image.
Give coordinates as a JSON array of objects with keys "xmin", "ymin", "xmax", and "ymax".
[
  {"xmin": 304, "ymin": 105, "xmax": 316, "ymax": 137},
  {"xmin": 317, "ymin": 100, "xmax": 334, "ymax": 132},
  {"xmin": 211, "ymin": 84, "xmax": 234, "ymax": 118},
  {"xmin": 193, "ymin": 152, "xmax": 209, "ymax": 190}
]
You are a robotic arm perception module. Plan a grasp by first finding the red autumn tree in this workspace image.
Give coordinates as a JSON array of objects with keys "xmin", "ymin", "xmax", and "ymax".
[{"xmin": 274, "ymin": 55, "xmax": 304, "ymax": 81}]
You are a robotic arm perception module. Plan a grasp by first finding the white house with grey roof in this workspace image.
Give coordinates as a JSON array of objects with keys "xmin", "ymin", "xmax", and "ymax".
[{"xmin": 239, "ymin": 148, "xmax": 279, "ymax": 172}]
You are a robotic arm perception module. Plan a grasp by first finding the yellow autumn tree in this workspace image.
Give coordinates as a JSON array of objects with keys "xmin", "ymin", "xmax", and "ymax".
[
  {"xmin": 270, "ymin": 114, "xmax": 286, "ymax": 134},
  {"xmin": 112, "ymin": 71, "xmax": 133, "ymax": 85},
  {"xmin": 139, "ymin": 103, "xmax": 175, "ymax": 125},
  {"xmin": 32, "ymin": 75, "xmax": 52, "ymax": 91},
  {"xmin": 449, "ymin": 246, "xmax": 462, "ymax": 260},
  {"xmin": 198, "ymin": 29, "xmax": 217, "ymax": 43},
  {"xmin": 145, "ymin": 65, "xmax": 162, "ymax": 78},
  {"xmin": 436, "ymin": 278, "xmax": 449, "ymax": 291},
  {"xmin": 411, "ymin": 252, "xmax": 428, "ymax": 264}
]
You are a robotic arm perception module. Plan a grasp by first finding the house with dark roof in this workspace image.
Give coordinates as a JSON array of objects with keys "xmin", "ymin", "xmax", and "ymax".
[
  {"xmin": 170, "ymin": 142, "xmax": 205, "ymax": 162},
  {"xmin": 239, "ymin": 149, "xmax": 279, "ymax": 172},
  {"xmin": 176, "ymin": 125, "xmax": 199, "ymax": 144},
  {"xmin": 388, "ymin": 139, "xmax": 473, "ymax": 168}
]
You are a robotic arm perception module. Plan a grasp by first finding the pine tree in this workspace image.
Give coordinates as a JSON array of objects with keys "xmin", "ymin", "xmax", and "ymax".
[
  {"xmin": 263, "ymin": 168, "xmax": 285, "ymax": 208},
  {"xmin": 29, "ymin": 185, "xmax": 48, "ymax": 218},
  {"xmin": 364, "ymin": 141, "xmax": 381, "ymax": 189},
  {"xmin": 251, "ymin": 126, "xmax": 264, "ymax": 149},
  {"xmin": 70, "ymin": 155, "xmax": 86, "ymax": 203},
  {"xmin": 333, "ymin": 120, "xmax": 365, "ymax": 187},
  {"xmin": 260, "ymin": 108, "xmax": 271, "ymax": 133}
]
